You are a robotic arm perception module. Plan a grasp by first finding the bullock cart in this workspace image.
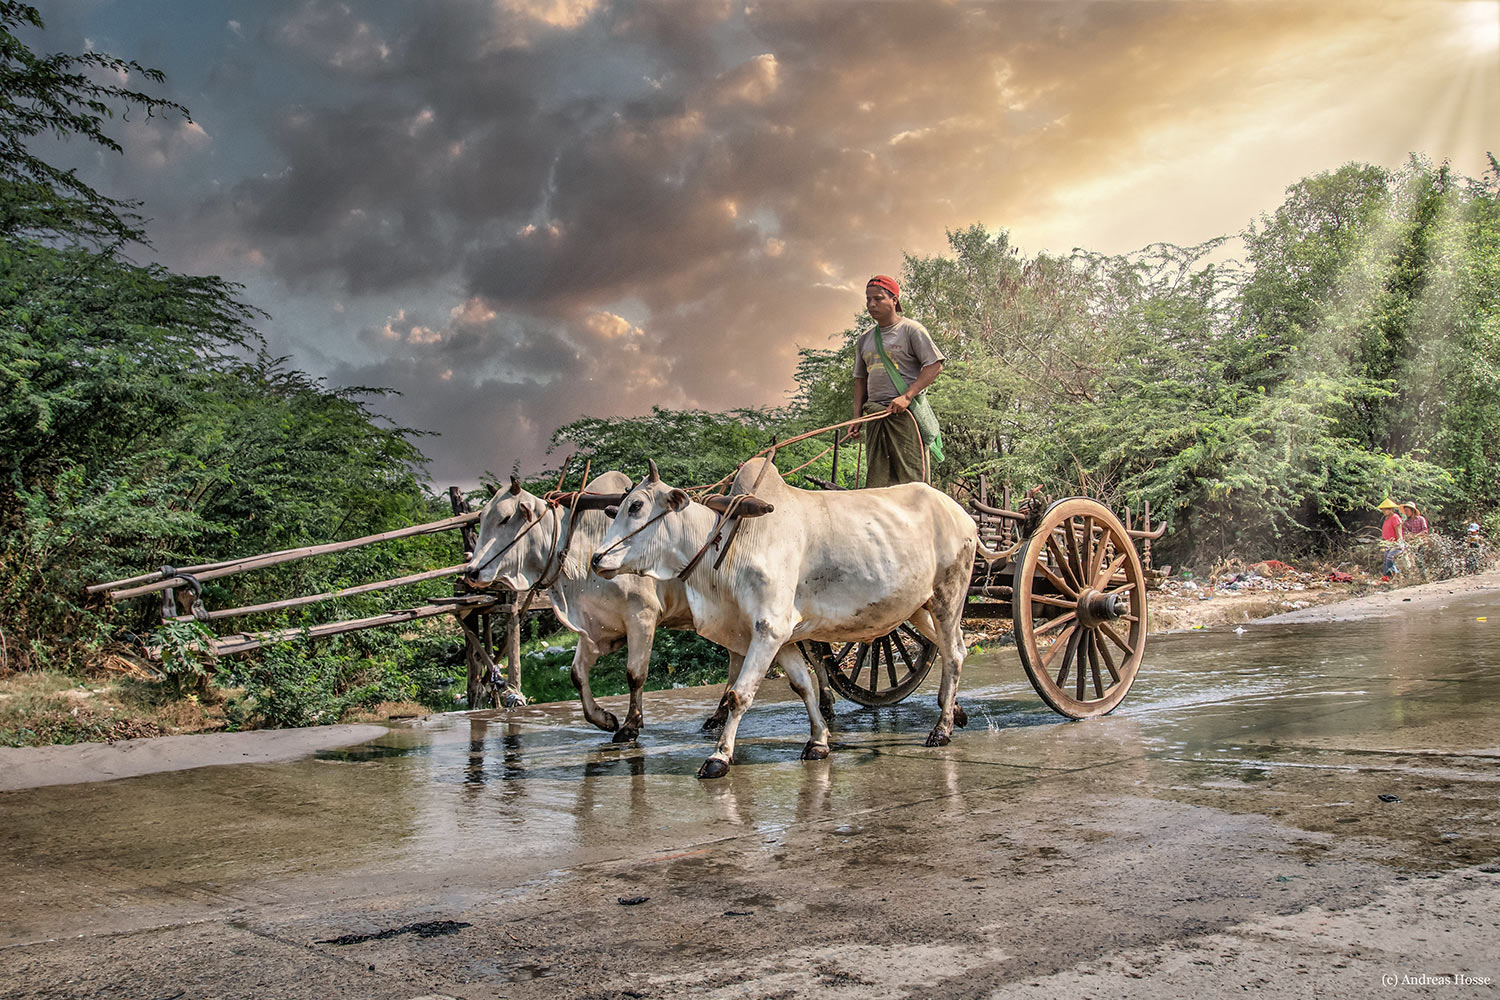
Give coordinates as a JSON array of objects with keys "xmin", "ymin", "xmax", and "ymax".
[{"xmin": 799, "ymin": 480, "xmax": 1166, "ymax": 721}]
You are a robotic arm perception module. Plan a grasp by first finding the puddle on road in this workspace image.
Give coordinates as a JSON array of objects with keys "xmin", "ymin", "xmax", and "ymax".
[{"xmin": 3, "ymin": 589, "xmax": 1497, "ymax": 943}]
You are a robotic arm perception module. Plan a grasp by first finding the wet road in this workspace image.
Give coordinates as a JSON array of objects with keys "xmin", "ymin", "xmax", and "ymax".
[{"xmin": 3, "ymin": 593, "xmax": 1499, "ymax": 998}]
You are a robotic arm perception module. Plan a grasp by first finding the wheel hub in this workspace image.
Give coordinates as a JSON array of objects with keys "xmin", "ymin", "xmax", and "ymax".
[{"xmin": 1075, "ymin": 588, "xmax": 1125, "ymax": 627}]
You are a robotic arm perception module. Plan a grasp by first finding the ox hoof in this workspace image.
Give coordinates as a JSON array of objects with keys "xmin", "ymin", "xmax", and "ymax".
[
  {"xmin": 612, "ymin": 725, "xmax": 639, "ymax": 744},
  {"xmin": 924, "ymin": 728, "xmax": 952, "ymax": 748},
  {"xmin": 801, "ymin": 742, "xmax": 830, "ymax": 761},
  {"xmin": 701, "ymin": 713, "xmax": 726, "ymax": 733},
  {"xmin": 953, "ymin": 704, "xmax": 969, "ymax": 729},
  {"xmin": 598, "ymin": 711, "xmax": 620, "ymax": 733},
  {"xmin": 697, "ymin": 757, "xmax": 731, "ymax": 780}
]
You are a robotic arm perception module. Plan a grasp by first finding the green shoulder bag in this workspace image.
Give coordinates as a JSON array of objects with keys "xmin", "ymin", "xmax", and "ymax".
[{"xmin": 872, "ymin": 326, "xmax": 944, "ymax": 464}]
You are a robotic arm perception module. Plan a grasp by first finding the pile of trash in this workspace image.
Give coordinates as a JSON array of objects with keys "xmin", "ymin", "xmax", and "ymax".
[{"xmin": 1156, "ymin": 557, "xmax": 1362, "ymax": 603}]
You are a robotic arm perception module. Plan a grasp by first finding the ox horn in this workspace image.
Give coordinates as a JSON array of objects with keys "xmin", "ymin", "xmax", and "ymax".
[
  {"xmin": 509, "ymin": 476, "xmax": 523, "ymax": 495},
  {"xmin": 647, "ymin": 459, "xmax": 661, "ymax": 482},
  {"xmin": 484, "ymin": 481, "xmax": 499, "ymax": 498}
]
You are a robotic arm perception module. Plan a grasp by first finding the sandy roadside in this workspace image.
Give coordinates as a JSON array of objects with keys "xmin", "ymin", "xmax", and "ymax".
[
  {"xmin": 1258, "ymin": 567, "xmax": 1500, "ymax": 623},
  {"xmin": 0, "ymin": 723, "xmax": 388, "ymax": 793}
]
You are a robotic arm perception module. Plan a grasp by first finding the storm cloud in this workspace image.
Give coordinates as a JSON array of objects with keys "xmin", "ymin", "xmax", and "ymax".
[{"xmin": 44, "ymin": 0, "xmax": 1500, "ymax": 483}]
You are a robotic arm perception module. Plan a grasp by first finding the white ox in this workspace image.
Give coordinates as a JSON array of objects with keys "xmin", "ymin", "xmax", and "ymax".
[
  {"xmin": 463, "ymin": 471, "xmax": 702, "ymax": 740},
  {"xmin": 592, "ymin": 457, "xmax": 978, "ymax": 778},
  {"xmin": 464, "ymin": 472, "xmax": 831, "ymax": 740}
]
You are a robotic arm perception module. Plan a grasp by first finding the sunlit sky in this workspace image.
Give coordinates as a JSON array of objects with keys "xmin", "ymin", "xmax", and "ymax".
[{"xmin": 33, "ymin": 0, "xmax": 1500, "ymax": 484}]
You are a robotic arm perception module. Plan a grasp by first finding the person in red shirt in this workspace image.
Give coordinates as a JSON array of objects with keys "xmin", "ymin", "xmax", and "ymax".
[
  {"xmin": 1401, "ymin": 503, "xmax": 1429, "ymax": 536},
  {"xmin": 1379, "ymin": 498, "xmax": 1403, "ymax": 581}
]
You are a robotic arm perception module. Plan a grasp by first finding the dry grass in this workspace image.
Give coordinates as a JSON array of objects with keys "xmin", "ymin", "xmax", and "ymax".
[
  {"xmin": 341, "ymin": 700, "xmax": 430, "ymax": 724},
  {"xmin": 0, "ymin": 670, "xmax": 230, "ymax": 747}
]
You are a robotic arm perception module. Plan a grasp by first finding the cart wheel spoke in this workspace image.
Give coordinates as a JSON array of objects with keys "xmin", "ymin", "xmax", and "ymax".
[
  {"xmin": 1033, "ymin": 610, "xmax": 1077, "ymax": 636},
  {"xmin": 1087, "ymin": 632, "xmax": 1106, "ymax": 699},
  {"xmin": 1094, "ymin": 551, "xmax": 1129, "ymax": 590},
  {"xmin": 1040, "ymin": 623, "xmax": 1077, "ymax": 673},
  {"xmin": 1096, "ymin": 632, "xmax": 1121, "ymax": 684},
  {"xmin": 1029, "ymin": 594, "xmax": 1079, "ymax": 610},
  {"xmin": 1098, "ymin": 621, "xmax": 1135, "ymax": 658},
  {"xmin": 849, "ymin": 644, "xmax": 868, "ymax": 688},
  {"xmin": 892, "ymin": 630, "xmax": 916, "ymax": 674},
  {"xmin": 1033, "ymin": 556, "xmax": 1076, "ymax": 599},
  {"xmin": 1065, "ymin": 516, "xmax": 1087, "ymax": 590},
  {"xmin": 1045, "ymin": 534, "xmax": 1082, "ymax": 593}
]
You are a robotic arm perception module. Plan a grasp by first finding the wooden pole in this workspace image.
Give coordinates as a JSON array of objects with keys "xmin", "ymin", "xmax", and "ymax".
[
  {"xmin": 504, "ymin": 596, "xmax": 522, "ymax": 695},
  {"xmin": 168, "ymin": 563, "xmax": 467, "ymax": 622},
  {"xmin": 448, "ymin": 487, "xmax": 489, "ymax": 707},
  {"xmin": 1142, "ymin": 499, "xmax": 1153, "ymax": 570},
  {"xmin": 829, "ymin": 428, "xmax": 840, "ymax": 488},
  {"xmin": 208, "ymin": 595, "xmax": 500, "ymax": 657},
  {"xmin": 99, "ymin": 512, "xmax": 481, "ymax": 599}
]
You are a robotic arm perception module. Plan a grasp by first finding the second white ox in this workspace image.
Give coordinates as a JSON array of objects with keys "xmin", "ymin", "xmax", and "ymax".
[
  {"xmin": 464, "ymin": 470, "xmax": 702, "ymax": 741},
  {"xmin": 592, "ymin": 456, "xmax": 979, "ymax": 778}
]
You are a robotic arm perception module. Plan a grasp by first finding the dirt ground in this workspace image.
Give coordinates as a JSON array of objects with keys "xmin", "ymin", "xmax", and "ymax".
[{"xmin": 3, "ymin": 580, "xmax": 1498, "ymax": 999}]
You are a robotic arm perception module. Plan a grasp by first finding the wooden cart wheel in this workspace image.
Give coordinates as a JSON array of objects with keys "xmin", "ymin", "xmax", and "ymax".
[
  {"xmin": 1012, "ymin": 498, "xmax": 1147, "ymax": 719},
  {"xmin": 800, "ymin": 624, "xmax": 937, "ymax": 708}
]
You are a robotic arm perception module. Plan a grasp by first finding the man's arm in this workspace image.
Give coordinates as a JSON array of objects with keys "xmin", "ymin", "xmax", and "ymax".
[
  {"xmin": 845, "ymin": 377, "xmax": 869, "ymax": 441},
  {"xmin": 887, "ymin": 360, "xmax": 943, "ymax": 414}
]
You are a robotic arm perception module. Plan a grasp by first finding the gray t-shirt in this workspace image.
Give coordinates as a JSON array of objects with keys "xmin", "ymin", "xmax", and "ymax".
[{"xmin": 853, "ymin": 317, "xmax": 944, "ymax": 405}]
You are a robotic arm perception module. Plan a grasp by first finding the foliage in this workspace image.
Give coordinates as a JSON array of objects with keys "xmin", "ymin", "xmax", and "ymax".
[
  {"xmin": 546, "ymin": 403, "xmax": 864, "ymax": 492},
  {"xmin": 218, "ymin": 625, "xmax": 465, "ymax": 730},
  {"xmin": 0, "ymin": 8, "xmax": 464, "ymax": 722},
  {"xmin": 513, "ymin": 626, "xmax": 730, "ymax": 705},
  {"xmin": 785, "ymin": 160, "xmax": 1500, "ymax": 565}
]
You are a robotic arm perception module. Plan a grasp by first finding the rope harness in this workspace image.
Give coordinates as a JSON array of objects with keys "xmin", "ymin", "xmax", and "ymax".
[
  {"xmin": 677, "ymin": 447, "xmax": 779, "ymax": 580},
  {"xmin": 468, "ymin": 464, "xmax": 593, "ymax": 593}
]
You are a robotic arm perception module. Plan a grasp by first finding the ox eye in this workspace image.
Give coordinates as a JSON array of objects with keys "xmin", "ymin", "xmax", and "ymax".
[{"xmin": 628, "ymin": 499, "xmax": 643, "ymax": 515}]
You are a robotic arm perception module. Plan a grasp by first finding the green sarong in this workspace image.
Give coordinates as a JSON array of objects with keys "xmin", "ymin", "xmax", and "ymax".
[{"xmin": 863, "ymin": 402, "xmax": 926, "ymax": 488}]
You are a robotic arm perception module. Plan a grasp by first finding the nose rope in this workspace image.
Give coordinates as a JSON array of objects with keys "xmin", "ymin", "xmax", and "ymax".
[
  {"xmin": 592, "ymin": 502, "xmax": 677, "ymax": 565},
  {"xmin": 468, "ymin": 501, "xmax": 556, "ymax": 580}
]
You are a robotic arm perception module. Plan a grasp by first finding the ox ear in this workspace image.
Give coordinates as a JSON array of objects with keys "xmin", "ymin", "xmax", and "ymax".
[
  {"xmin": 516, "ymin": 500, "xmax": 535, "ymax": 522},
  {"xmin": 666, "ymin": 488, "xmax": 690, "ymax": 512},
  {"xmin": 604, "ymin": 505, "xmax": 619, "ymax": 519},
  {"xmin": 509, "ymin": 476, "xmax": 523, "ymax": 496},
  {"xmin": 647, "ymin": 459, "xmax": 661, "ymax": 483}
]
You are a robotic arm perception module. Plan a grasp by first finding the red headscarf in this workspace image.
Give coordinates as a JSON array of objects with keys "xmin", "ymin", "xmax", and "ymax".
[{"xmin": 866, "ymin": 274, "xmax": 901, "ymax": 310}]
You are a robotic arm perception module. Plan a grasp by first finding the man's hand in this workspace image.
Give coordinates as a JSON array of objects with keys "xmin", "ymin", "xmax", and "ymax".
[
  {"xmin": 841, "ymin": 425, "xmax": 861, "ymax": 443},
  {"xmin": 887, "ymin": 393, "xmax": 912, "ymax": 415}
]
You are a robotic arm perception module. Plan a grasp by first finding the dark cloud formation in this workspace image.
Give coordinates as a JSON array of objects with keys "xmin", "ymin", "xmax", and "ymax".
[{"xmin": 51, "ymin": 0, "xmax": 1498, "ymax": 484}]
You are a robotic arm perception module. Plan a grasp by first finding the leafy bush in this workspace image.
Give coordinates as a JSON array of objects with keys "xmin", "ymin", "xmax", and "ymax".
[{"xmin": 514, "ymin": 627, "xmax": 730, "ymax": 705}]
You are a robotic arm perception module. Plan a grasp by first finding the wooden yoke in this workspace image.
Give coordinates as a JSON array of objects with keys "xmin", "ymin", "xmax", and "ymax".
[{"xmin": 544, "ymin": 490, "xmax": 626, "ymax": 511}]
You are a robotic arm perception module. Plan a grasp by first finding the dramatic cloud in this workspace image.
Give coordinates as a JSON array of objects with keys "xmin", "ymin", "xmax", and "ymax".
[{"xmin": 44, "ymin": 0, "xmax": 1500, "ymax": 483}]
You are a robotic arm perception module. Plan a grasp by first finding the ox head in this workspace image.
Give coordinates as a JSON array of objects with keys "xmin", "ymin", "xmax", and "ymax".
[
  {"xmin": 591, "ymin": 460, "xmax": 690, "ymax": 581},
  {"xmin": 464, "ymin": 477, "xmax": 554, "ymax": 590}
]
